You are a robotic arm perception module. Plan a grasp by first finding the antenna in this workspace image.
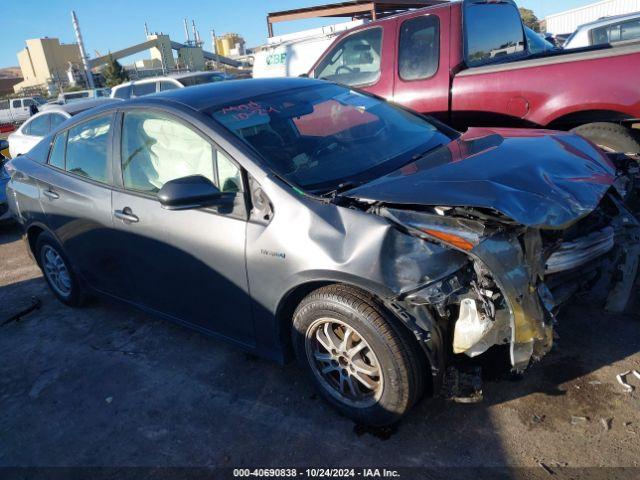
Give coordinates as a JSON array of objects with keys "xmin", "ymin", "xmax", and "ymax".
[
  {"xmin": 71, "ymin": 11, "xmax": 95, "ymax": 89},
  {"xmin": 144, "ymin": 22, "xmax": 150, "ymax": 38}
]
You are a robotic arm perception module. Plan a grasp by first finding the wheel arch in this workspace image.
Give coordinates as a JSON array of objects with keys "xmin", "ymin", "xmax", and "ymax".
[
  {"xmin": 546, "ymin": 109, "xmax": 637, "ymax": 130},
  {"xmin": 275, "ymin": 277, "xmax": 431, "ymax": 376}
]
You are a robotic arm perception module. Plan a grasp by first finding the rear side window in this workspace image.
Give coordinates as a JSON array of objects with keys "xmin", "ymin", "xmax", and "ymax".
[
  {"xmin": 121, "ymin": 111, "xmax": 242, "ymax": 194},
  {"xmin": 159, "ymin": 81, "xmax": 179, "ymax": 91},
  {"xmin": 0, "ymin": 100, "xmax": 9, "ymax": 110},
  {"xmin": 48, "ymin": 133, "xmax": 66, "ymax": 169},
  {"xmin": 27, "ymin": 115, "xmax": 51, "ymax": 136},
  {"xmin": 464, "ymin": 3, "xmax": 525, "ymax": 66},
  {"xmin": 12, "ymin": 100, "xmax": 21, "ymax": 108},
  {"xmin": 65, "ymin": 115, "xmax": 112, "ymax": 183},
  {"xmin": 50, "ymin": 114, "xmax": 66, "ymax": 131},
  {"xmin": 399, "ymin": 15, "xmax": 439, "ymax": 80},
  {"xmin": 132, "ymin": 82, "xmax": 157, "ymax": 97},
  {"xmin": 113, "ymin": 85, "xmax": 131, "ymax": 99},
  {"xmin": 314, "ymin": 28, "xmax": 383, "ymax": 87}
]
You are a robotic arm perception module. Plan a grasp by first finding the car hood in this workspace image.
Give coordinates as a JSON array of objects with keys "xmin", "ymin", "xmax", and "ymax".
[{"xmin": 346, "ymin": 128, "xmax": 616, "ymax": 229}]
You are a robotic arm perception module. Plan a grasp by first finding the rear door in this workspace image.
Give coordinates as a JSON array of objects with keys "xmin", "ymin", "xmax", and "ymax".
[
  {"xmin": 110, "ymin": 108, "xmax": 254, "ymax": 343},
  {"xmin": 392, "ymin": 11, "xmax": 451, "ymax": 120},
  {"xmin": 37, "ymin": 113, "xmax": 130, "ymax": 297}
]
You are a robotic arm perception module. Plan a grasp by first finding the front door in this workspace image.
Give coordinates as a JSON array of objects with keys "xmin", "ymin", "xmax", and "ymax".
[{"xmin": 111, "ymin": 109, "xmax": 254, "ymax": 343}]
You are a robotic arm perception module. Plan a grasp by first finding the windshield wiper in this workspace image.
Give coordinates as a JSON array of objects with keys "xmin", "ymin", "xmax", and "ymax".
[{"xmin": 320, "ymin": 180, "xmax": 365, "ymax": 198}]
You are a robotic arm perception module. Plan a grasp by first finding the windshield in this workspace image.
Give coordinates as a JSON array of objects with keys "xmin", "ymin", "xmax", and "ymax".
[{"xmin": 210, "ymin": 83, "xmax": 452, "ymax": 192}]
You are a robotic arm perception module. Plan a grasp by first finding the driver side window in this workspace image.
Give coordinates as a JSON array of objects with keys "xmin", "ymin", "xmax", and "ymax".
[
  {"xmin": 121, "ymin": 111, "xmax": 242, "ymax": 194},
  {"xmin": 313, "ymin": 28, "xmax": 382, "ymax": 87}
]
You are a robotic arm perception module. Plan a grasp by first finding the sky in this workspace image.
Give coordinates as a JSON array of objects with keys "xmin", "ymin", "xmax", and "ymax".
[{"xmin": 1, "ymin": 0, "xmax": 600, "ymax": 68}]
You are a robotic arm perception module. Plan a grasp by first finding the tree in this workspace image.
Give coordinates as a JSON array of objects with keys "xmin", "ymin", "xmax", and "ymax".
[
  {"xmin": 519, "ymin": 7, "xmax": 540, "ymax": 32},
  {"xmin": 102, "ymin": 54, "xmax": 129, "ymax": 87}
]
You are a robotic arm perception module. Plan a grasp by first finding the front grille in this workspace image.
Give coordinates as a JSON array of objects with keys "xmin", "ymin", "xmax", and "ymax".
[{"xmin": 545, "ymin": 226, "xmax": 615, "ymax": 274}]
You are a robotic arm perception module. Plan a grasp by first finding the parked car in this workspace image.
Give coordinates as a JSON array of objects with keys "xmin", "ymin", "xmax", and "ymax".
[
  {"xmin": 41, "ymin": 88, "xmax": 112, "ymax": 108},
  {"xmin": 7, "ymin": 98, "xmax": 120, "ymax": 158},
  {"xmin": 309, "ymin": 0, "xmax": 640, "ymax": 154},
  {"xmin": 0, "ymin": 96, "xmax": 46, "ymax": 125},
  {"xmin": 110, "ymin": 71, "xmax": 234, "ymax": 100},
  {"xmin": 563, "ymin": 12, "xmax": 640, "ymax": 49},
  {"xmin": 5, "ymin": 78, "xmax": 639, "ymax": 425},
  {"xmin": 0, "ymin": 139, "xmax": 14, "ymax": 226}
]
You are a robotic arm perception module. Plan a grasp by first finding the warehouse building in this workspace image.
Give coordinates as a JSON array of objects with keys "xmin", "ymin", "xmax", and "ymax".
[
  {"xmin": 13, "ymin": 37, "xmax": 82, "ymax": 94},
  {"xmin": 545, "ymin": 0, "xmax": 640, "ymax": 34}
]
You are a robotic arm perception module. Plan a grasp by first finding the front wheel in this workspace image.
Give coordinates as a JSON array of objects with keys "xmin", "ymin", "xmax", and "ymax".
[
  {"xmin": 292, "ymin": 285, "xmax": 426, "ymax": 426},
  {"xmin": 571, "ymin": 122, "xmax": 640, "ymax": 155}
]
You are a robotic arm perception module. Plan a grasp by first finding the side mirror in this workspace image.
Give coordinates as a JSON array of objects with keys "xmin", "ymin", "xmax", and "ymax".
[{"xmin": 157, "ymin": 175, "xmax": 232, "ymax": 210}]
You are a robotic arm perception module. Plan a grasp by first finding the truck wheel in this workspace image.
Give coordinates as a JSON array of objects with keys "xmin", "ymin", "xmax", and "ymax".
[
  {"xmin": 35, "ymin": 232, "xmax": 86, "ymax": 307},
  {"xmin": 292, "ymin": 285, "xmax": 426, "ymax": 426},
  {"xmin": 571, "ymin": 122, "xmax": 640, "ymax": 155}
]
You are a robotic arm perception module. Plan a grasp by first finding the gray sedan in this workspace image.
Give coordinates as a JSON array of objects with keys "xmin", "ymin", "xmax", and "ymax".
[{"xmin": 5, "ymin": 78, "xmax": 639, "ymax": 425}]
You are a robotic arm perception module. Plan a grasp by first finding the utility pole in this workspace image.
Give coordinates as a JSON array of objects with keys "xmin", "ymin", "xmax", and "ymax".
[{"xmin": 71, "ymin": 10, "xmax": 95, "ymax": 89}]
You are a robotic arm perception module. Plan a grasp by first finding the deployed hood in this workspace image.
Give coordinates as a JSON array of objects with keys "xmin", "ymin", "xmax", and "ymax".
[{"xmin": 347, "ymin": 128, "xmax": 616, "ymax": 229}]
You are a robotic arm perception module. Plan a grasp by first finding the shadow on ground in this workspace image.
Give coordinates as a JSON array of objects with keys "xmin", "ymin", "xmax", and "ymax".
[{"xmin": 0, "ymin": 226, "xmax": 638, "ymax": 472}]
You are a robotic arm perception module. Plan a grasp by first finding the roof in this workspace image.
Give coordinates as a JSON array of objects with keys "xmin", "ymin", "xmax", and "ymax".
[
  {"xmin": 40, "ymin": 98, "xmax": 121, "ymax": 115},
  {"xmin": 574, "ymin": 11, "xmax": 640, "ymax": 29},
  {"xmin": 147, "ymin": 77, "xmax": 328, "ymax": 111},
  {"xmin": 114, "ymin": 71, "xmax": 228, "ymax": 88}
]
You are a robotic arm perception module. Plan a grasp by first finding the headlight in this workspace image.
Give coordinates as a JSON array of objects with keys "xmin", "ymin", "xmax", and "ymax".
[{"xmin": 382, "ymin": 208, "xmax": 485, "ymax": 252}]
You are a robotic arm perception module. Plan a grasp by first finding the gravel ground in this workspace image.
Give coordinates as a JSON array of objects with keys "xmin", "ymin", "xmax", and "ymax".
[{"xmin": 1, "ymin": 224, "xmax": 639, "ymax": 474}]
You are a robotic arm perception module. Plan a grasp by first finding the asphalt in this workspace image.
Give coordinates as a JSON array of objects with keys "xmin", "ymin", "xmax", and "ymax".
[{"xmin": 1, "ymin": 224, "xmax": 639, "ymax": 474}]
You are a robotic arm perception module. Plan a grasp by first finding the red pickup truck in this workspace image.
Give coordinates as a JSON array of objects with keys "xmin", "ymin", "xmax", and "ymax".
[{"xmin": 309, "ymin": 0, "xmax": 640, "ymax": 154}]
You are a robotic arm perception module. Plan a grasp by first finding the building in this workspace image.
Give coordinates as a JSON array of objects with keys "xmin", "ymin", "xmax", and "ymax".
[
  {"xmin": 545, "ymin": 0, "xmax": 640, "ymax": 34},
  {"xmin": 215, "ymin": 33, "xmax": 246, "ymax": 58},
  {"xmin": 14, "ymin": 38, "xmax": 83, "ymax": 94}
]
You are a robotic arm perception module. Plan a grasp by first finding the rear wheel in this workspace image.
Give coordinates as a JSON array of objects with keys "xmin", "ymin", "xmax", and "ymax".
[
  {"xmin": 571, "ymin": 122, "xmax": 640, "ymax": 155},
  {"xmin": 292, "ymin": 285, "xmax": 426, "ymax": 426},
  {"xmin": 35, "ymin": 233, "xmax": 85, "ymax": 307}
]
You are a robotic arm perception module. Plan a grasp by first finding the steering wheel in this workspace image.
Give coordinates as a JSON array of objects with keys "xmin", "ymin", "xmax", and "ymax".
[{"xmin": 335, "ymin": 65, "xmax": 354, "ymax": 75}]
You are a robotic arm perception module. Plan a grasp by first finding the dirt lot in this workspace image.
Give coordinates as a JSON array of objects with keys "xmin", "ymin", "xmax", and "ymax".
[{"xmin": 1, "ymin": 223, "xmax": 639, "ymax": 474}]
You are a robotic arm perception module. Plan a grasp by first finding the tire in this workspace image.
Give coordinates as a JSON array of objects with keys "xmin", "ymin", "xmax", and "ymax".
[
  {"xmin": 35, "ymin": 232, "xmax": 85, "ymax": 307},
  {"xmin": 571, "ymin": 122, "xmax": 640, "ymax": 154},
  {"xmin": 292, "ymin": 284, "xmax": 426, "ymax": 426}
]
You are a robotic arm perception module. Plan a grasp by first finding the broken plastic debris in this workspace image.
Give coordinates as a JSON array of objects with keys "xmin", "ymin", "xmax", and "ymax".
[
  {"xmin": 616, "ymin": 370, "xmax": 640, "ymax": 392},
  {"xmin": 570, "ymin": 415, "xmax": 589, "ymax": 425},
  {"xmin": 601, "ymin": 418, "xmax": 613, "ymax": 431}
]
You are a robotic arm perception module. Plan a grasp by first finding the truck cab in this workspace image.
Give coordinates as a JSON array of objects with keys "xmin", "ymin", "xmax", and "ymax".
[
  {"xmin": 0, "ymin": 96, "xmax": 46, "ymax": 125},
  {"xmin": 309, "ymin": 0, "xmax": 640, "ymax": 154}
]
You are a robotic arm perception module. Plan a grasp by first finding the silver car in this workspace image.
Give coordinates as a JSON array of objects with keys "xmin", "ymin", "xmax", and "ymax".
[{"xmin": 5, "ymin": 78, "xmax": 639, "ymax": 425}]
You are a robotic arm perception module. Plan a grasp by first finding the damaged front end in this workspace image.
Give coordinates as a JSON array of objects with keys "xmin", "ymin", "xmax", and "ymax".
[{"xmin": 376, "ymin": 194, "xmax": 640, "ymax": 374}]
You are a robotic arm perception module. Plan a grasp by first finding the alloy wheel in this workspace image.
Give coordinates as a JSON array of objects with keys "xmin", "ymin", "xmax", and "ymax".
[
  {"xmin": 41, "ymin": 245, "xmax": 72, "ymax": 297},
  {"xmin": 305, "ymin": 318, "xmax": 383, "ymax": 408}
]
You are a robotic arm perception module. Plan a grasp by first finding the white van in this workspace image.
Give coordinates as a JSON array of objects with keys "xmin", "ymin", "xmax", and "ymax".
[
  {"xmin": 252, "ymin": 20, "xmax": 365, "ymax": 79},
  {"xmin": 0, "ymin": 97, "xmax": 46, "ymax": 125}
]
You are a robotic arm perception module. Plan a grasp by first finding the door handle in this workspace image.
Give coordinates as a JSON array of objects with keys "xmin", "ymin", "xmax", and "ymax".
[
  {"xmin": 114, "ymin": 208, "xmax": 139, "ymax": 223},
  {"xmin": 42, "ymin": 188, "xmax": 59, "ymax": 200}
]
